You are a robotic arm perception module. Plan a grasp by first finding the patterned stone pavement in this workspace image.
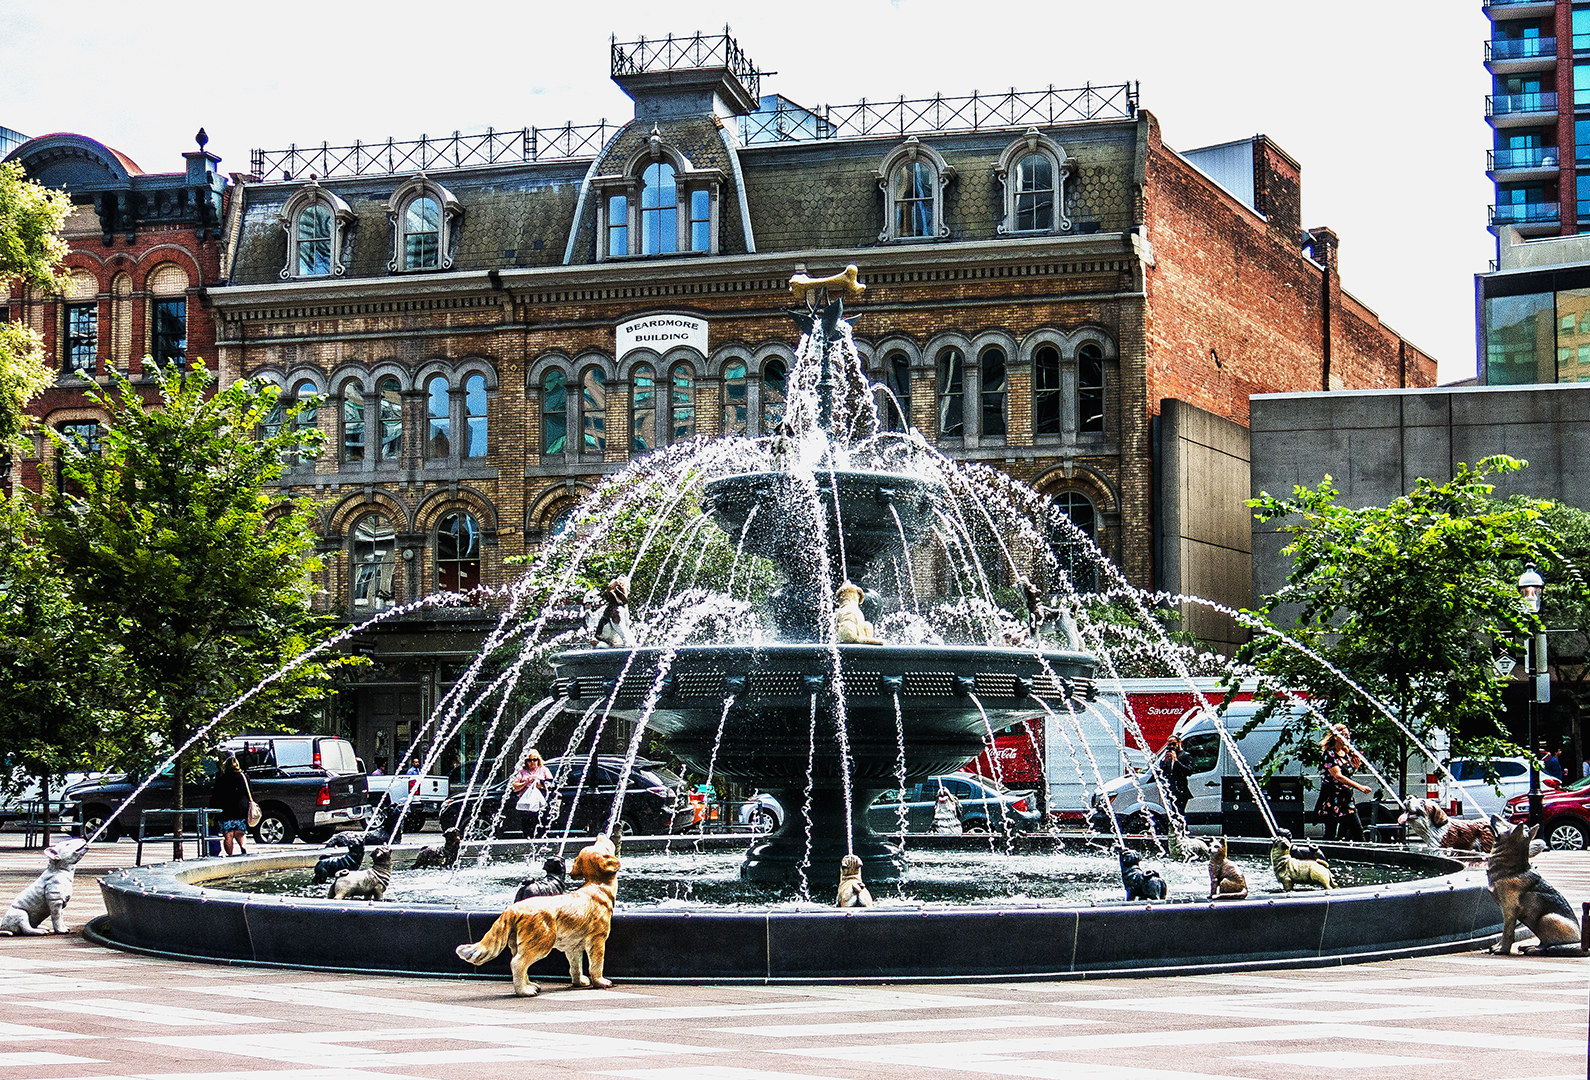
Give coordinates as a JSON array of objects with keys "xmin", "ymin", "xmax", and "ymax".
[{"xmin": 0, "ymin": 831, "xmax": 1584, "ymax": 1080}]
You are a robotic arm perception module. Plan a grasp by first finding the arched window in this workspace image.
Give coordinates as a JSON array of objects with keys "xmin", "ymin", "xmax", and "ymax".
[
  {"xmin": 426, "ymin": 375, "xmax": 451, "ymax": 459},
  {"xmin": 378, "ymin": 376, "xmax": 402, "ymax": 460},
  {"xmin": 581, "ymin": 367, "xmax": 607, "ymax": 455},
  {"xmin": 885, "ymin": 352, "xmax": 911, "ymax": 431},
  {"xmin": 436, "ymin": 512, "xmax": 481, "ymax": 592},
  {"xmin": 1014, "ymin": 154, "xmax": 1054, "ymax": 232},
  {"xmin": 543, "ymin": 369, "xmax": 567, "ymax": 455},
  {"xmin": 386, "ymin": 176, "xmax": 461, "ymax": 272},
  {"xmin": 722, "ymin": 360, "xmax": 748, "ymax": 436},
  {"xmin": 261, "ymin": 385, "xmax": 286, "ymax": 441},
  {"xmin": 631, "ymin": 364, "xmax": 656, "ymax": 453},
  {"xmin": 996, "ymin": 130, "xmax": 1072, "ymax": 236},
  {"xmin": 351, "ymin": 514, "xmax": 397, "ymax": 612},
  {"xmin": 640, "ymin": 162, "xmax": 677, "ymax": 255},
  {"xmin": 148, "ymin": 263, "xmax": 188, "ymax": 367},
  {"xmin": 606, "ymin": 194, "xmax": 628, "ymax": 258},
  {"xmin": 1078, "ymin": 342, "xmax": 1105, "ymax": 434},
  {"xmin": 1051, "ymin": 492, "xmax": 1097, "ymax": 594},
  {"xmin": 296, "ymin": 205, "xmax": 333, "ymax": 275},
  {"xmin": 342, "ymin": 381, "xmax": 365, "ymax": 464},
  {"xmin": 404, "ymin": 197, "xmax": 440, "ymax": 269},
  {"xmin": 291, "ymin": 380, "xmax": 318, "ymax": 468},
  {"xmin": 63, "ymin": 270, "xmax": 96, "ymax": 376},
  {"xmin": 875, "ymin": 137, "xmax": 954, "ymax": 243},
  {"xmin": 980, "ymin": 347, "xmax": 1007, "ymax": 438},
  {"xmin": 670, "ymin": 363, "xmax": 695, "ymax": 441},
  {"xmin": 1034, "ymin": 345, "xmax": 1062, "ymax": 436},
  {"xmin": 464, "ymin": 374, "xmax": 487, "ymax": 459},
  {"xmin": 761, "ymin": 359, "xmax": 786, "ymax": 433},
  {"xmin": 937, "ymin": 348, "xmax": 964, "ymax": 437}
]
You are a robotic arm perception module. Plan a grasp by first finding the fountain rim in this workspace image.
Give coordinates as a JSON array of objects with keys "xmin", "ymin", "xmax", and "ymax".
[{"xmin": 87, "ymin": 836, "xmax": 1503, "ymax": 982}]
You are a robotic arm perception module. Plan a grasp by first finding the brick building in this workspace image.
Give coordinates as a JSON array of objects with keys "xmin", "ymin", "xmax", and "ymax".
[
  {"xmin": 201, "ymin": 33, "xmax": 1433, "ymax": 762},
  {"xmin": 1, "ymin": 131, "xmax": 227, "ymax": 490}
]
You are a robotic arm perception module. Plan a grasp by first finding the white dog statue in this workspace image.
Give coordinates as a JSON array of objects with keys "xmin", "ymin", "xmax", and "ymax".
[{"xmin": 0, "ymin": 838, "xmax": 89, "ymax": 935}]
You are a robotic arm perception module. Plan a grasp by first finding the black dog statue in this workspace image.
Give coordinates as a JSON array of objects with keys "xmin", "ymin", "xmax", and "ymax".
[
  {"xmin": 1119, "ymin": 847, "xmax": 1168, "ymax": 901},
  {"xmin": 313, "ymin": 838, "xmax": 364, "ymax": 884},
  {"xmin": 411, "ymin": 827, "xmax": 460, "ymax": 871},
  {"xmin": 513, "ymin": 856, "xmax": 568, "ymax": 902}
]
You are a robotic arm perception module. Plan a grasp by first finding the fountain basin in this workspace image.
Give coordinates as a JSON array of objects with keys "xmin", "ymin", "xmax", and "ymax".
[{"xmin": 89, "ymin": 837, "xmax": 1503, "ymax": 981}]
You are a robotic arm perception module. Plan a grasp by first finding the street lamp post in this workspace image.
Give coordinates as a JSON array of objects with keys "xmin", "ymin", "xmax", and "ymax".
[{"xmin": 1518, "ymin": 565, "xmax": 1548, "ymax": 829}]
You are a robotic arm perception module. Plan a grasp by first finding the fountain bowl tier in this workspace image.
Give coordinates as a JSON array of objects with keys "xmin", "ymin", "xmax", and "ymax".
[
  {"xmin": 88, "ymin": 836, "xmax": 1505, "ymax": 982},
  {"xmin": 551, "ymin": 643, "xmax": 1095, "ymax": 884}
]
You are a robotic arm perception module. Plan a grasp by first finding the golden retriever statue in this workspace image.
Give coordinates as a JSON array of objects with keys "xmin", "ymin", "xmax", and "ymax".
[
  {"xmin": 456, "ymin": 835, "xmax": 620, "ymax": 996},
  {"xmin": 835, "ymin": 582, "xmax": 884, "ymax": 645}
]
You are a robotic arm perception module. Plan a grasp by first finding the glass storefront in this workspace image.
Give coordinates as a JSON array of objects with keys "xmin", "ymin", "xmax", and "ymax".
[{"xmin": 1484, "ymin": 291, "xmax": 1568, "ymax": 384}]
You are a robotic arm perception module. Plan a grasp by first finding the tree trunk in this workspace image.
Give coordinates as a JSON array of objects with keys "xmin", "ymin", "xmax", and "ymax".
[
  {"xmin": 40, "ymin": 774, "xmax": 50, "ymax": 848},
  {"xmin": 173, "ymin": 720, "xmax": 186, "ymax": 861}
]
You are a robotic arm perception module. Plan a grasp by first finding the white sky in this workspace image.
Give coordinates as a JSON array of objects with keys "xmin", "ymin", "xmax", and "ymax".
[{"xmin": 2, "ymin": 1, "xmax": 1492, "ymax": 384}]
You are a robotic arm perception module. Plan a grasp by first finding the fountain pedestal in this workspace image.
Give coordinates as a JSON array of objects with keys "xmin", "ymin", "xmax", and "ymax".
[{"xmin": 741, "ymin": 786, "xmax": 901, "ymax": 886}]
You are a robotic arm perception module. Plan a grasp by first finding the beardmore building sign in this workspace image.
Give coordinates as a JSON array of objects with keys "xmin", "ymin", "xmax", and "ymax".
[{"xmin": 179, "ymin": 31, "xmax": 1434, "ymax": 761}]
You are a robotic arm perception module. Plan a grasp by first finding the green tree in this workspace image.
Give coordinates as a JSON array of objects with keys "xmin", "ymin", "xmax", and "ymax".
[
  {"xmin": 1236, "ymin": 456, "xmax": 1556, "ymax": 792},
  {"xmin": 43, "ymin": 361, "xmax": 358, "ymax": 851},
  {"xmin": 1519, "ymin": 498, "xmax": 1590, "ymax": 775},
  {"xmin": 0, "ymin": 161, "xmax": 71, "ymax": 447}
]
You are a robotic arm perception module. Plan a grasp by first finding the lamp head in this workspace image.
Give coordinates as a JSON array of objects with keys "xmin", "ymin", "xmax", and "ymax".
[{"xmin": 1518, "ymin": 564, "xmax": 1545, "ymax": 613}]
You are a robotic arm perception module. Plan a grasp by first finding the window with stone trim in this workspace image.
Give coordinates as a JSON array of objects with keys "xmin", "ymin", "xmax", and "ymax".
[
  {"xmin": 280, "ymin": 183, "xmax": 356, "ymax": 279},
  {"xmin": 57, "ymin": 420, "xmax": 101, "ymax": 455},
  {"xmin": 1034, "ymin": 345, "xmax": 1062, "ymax": 436},
  {"xmin": 386, "ymin": 176, "xmax": 462, "ymax": 273},
  {"xmin": 152, "ymin": 299, "xmax": 185, "ymax": 366},
  {"xmin": 1051, "ymin": 492, "xmax": 1096, "ymax": 594},
  {"xmin": 436, "ymin": 511, "xmax": 481, "ymax": 593},
  {"xmin": 465, "ymin": 374, "xmax": 488, "ymax": 459},
  {"xmin": 937, "ymin": 348, "xmax": 965, "ymax": 437},
  {"xmin": 722, "ymin": 360, "xmax": 748, "ymax": 436},
  {"xmin": 66, "ymin": 303, "xmax": 96, "ymax": 375},
  {"xmin": 378, "ymin": 376, "xmax": 402, "ymax": 461},
  {"xmin": 640, "ymin": 162, "xmax": 678, "ymax": 255},
  {"xmin": 289, "ymin": 380, "xmax": 318, "ymax": 469},
  {"xmin": 351, "ymin": 514, "xmax": 397, "ymax": 612},
  {"xmin": 762, "ymin": 359, "xmax": 786, "ymax": 433},
  {"xmin": 543, "ymin": 369, "xmax": 568, "ymax": 455},
  {"xmin": 342, "ymin": 381, "xmax": 366, "ymax": 464},
  {"xmin": 671, "ymin": 363, "xmax": 695, "ymax": 441},
  {"xmin": 884, "ymin": 352, "xmax": 911, "ymax": 431},
  {"xmin": 995, "ymin": 130, "xmax": 1072, "ymax": 236},
  {"xmin": 1078, "ymin": 343, "xmax": 1105, "ymax": 434},
  {"xmin": 632, "ymin": 364, "xmax": 657, "ymax": 452},
  {"xmin": 581, "ymin": 367, "xmax": 607, "ymax": 455},
  {"xmin": 874, "ymin": 137, "xmax": 955, "ymax": 243},
  {"xmin": 593, "ymin": 137, "xmax": 722, "ymax": 260},
  {"xmin": 426, "ymin": 375, "xmax": 451, "ymax": 459},
  {"xmin": 980, "ymin": 346, "xmax": 1007, "ymax": 438}
]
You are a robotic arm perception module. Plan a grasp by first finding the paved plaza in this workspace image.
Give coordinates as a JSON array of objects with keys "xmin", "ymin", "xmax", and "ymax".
[{"xmin": 0, "ymin": 830, "xmax": 1586, "ymax": 1080}]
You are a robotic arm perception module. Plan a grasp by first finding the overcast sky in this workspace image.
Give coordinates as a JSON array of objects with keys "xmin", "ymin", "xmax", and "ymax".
[{"xmin": 2, "ymin": 1, "xmax": 1491, "ymax": 383}]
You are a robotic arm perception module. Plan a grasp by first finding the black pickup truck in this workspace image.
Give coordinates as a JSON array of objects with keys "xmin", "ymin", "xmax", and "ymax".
[{"xmin": 65, "ymin": 735, "xmax": 368, "ymax": 845}]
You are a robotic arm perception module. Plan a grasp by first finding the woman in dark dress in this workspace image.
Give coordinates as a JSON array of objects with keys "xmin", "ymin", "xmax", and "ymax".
[
  {"xmin": 1159, "ymin": 736, "xmax": 1193, "ymax": 824},
  {"xmin": 1317, "ymin": 725, "xmax": 1371, "ymax": 842},
  {"xmin": 212, "ymin": 753, "xmax": 252, "ymax": 855}
]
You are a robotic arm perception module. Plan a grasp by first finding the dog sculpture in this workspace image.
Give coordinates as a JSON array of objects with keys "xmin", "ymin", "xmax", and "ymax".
[
  {"xmin": 788, "ymin": 263, "xmax": 866, "ymax": 305},
  {"xmin": 1207, "ymin": 836, "xmax": 1248, "ymax": 901},
  {"xmin": 312, "ymin": 837, "xmax": 364, "ymax": 884},
  {"xmin": 456, "ymin": 835, "xmax": 620, "ymax": 997},
  {"xmin": 835, "ymin": 854, "xmax": 873, "ymax": 907},
  {"xmin": 1118, "ymin": 848, "xmax": 1168, "ymax": 901},
  {"xmin": 0, "ymin": 838, "xmax": 88, "ymax": 935},
  {"xmin": 327, "ymin": 846, "xmax": 392, "ymax": 901},
  {"xmin": 514, "ymin": 857, "xmax": 569, "ymax": 902},
  {"xmin": 1168, "ymin": 830, "xmax": 1210, "ymax": 862},
  {"xmin": 834, "ymin": 582, "xmax": 884, "ymax": 645},
  {"xmin": 411, "ymin": 828, "xmax": 460, "ymax": 871},
  {"xmin": 587, "ymin": 576, "xmax": 632, "ymax": 648},
  {"xmin": 1399, "ymin": 798, "xmax": 1495, "ymax": 853},
  {"xmin": 1486, "ymin": 816, "xmax": 1581, "ymax": 955},
  {"xmin": 1270, "ymin": 831, "xmax": 1333, "ymax": 891}
]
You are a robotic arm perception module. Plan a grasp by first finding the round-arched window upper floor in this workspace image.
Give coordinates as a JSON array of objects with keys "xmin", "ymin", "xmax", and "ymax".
[
  {"xmin": 426, "ymin": 375, "xmax": 451, "ymax": 458},
  {"xmin": 405, "ymin": 197, "xmax": 440, "ymax": 269},
  {"xmin": 297, "ymin": 205, "xmax": 333, "ymax": 276},
  {"xmin": 980, "ymin": 346, "xmax": 1007, "ymax": 439},
  {"xmin": 722, "ymin": 360, "xmax": 748, "ymax": 436},
  {"xmin": 543, "ymin": 369, "xmax": 568, "ymax": 455},
  {"xmin": 1078, "ymin": 342, "xmax": 1105, "ymax": 434},
  {"xmin": 882, "ymin": 352, "xmax": 911, "ymax": 431},
  {"xmin": 582, "ymin": 367, "xmax": 607, "ymax": 455},
  {"xmin": 436, "ymin": 511, "xmax": 481, "ymax": 593},
  {"xmin": 937, "ymin": 348, "xmax": 965, "ymax": 437},
  {"xmin": 350, "ymin": 513, "xmax": 397, "ymax": 613},
  {"xmin": 465, "ymin": 373, "xmax": 487, "ymax": 459},
  {"xmin": 762, "ymin": 359, "xmax": 787, "ymax": 433},
  {"xmin": 640, "ymin": 162, "xmax": 677, "ymax": 256},
  {"xmin": 378, "ymin": 376, "xmax": 402, "ymax": 460}
]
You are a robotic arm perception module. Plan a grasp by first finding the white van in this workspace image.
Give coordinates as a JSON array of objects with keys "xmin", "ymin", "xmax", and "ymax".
[{"xmin": 1089, "ymin": 701, "xmax": 1383, "ymax": 836}]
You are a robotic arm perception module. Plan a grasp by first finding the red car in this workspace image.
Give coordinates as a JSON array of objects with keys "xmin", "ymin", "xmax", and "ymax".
[{"xmin": 1505, "ymin": 776, "xmax": 1590, "ymax": 850}]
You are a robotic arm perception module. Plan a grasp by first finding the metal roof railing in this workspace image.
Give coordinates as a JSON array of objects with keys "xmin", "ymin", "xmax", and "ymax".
[
  {"xmin": 249, "ymin": 123, "xmax": 615, "ymax": 183},
  {"xmin": 739, "ymin": 83, "xmax": 1139, "ymax": 145},
  {"xmin": 611, "ymin": 29, "xmax": 762, "ymax": 101}
]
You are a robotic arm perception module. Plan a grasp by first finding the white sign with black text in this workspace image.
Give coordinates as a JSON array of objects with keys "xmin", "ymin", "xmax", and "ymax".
[{"xmin": 617, "ymin": 313, "xmax": 707, "ymax": 358}]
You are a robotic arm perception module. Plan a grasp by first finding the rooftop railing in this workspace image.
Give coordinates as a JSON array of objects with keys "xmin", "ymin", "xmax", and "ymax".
[
  {"xmin": 249, "ymin": 124, "xmax": 615, "ymax": 183},
  {"xmin": 739, "ymin": 82, "xmax": 1139, "ymax": 145},
  {"xmin": 611, "ymin": 30, "xmax": 762, "ymax": 101}
]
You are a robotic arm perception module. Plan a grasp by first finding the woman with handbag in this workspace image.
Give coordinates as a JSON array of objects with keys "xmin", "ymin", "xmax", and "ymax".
[
  {"xmin": 1316, "ymin": 725, "xmax": 1371, "ymax": 842},
  {"xmin": 213, "ymin": 753, "xmax": 253, "ymax": 856},
  {"xmin": 510, "ymin": 749, "xmax": 552, "ymax": 838}
]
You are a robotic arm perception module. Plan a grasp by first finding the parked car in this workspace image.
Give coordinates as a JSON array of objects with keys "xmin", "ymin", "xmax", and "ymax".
[
  {"xmin": 0, "ymin": 769, "xmax": 98, "ymax": 825},
  {"xmin": 366, "ymin": 773, "xmax": 450, "ymax": 835},
  {"xmin": 738, "ymin": 791, "xmax": 783, "ymax": 833},
  {"xmin": 868, "ymin": 772, "xmax": 1044, "ymax": 834},
  {"xmin": 1505, "ymin": 775, "xmax": 1590, "ymax": 850},
  {"xmin": 1444, "ymin": 756, "xmax": 1557, "ymax": 818},
  {"xmin": 438, "ymin": 756, "xmax": 692, "ymax": 838},
  {"xmin": 65, "ymin": 735, "xmax": 368, "ymax": 845}
]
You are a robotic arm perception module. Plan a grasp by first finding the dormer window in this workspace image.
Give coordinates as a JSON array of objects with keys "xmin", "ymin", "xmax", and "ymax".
[
  {"xmin": 279, "ymin": 182, "xmax": 355, "ymax": 279},
  {"xmin": 874, "ymin": 137, "xmax": 955, "ymax": 243},
  {"xmin": 593, "ymin": 131, "xmax": 723, "ymax": 260},
  {"xmin": 386, "ymin": 175, "xmax": 462, "ymax": 272},
  {"xmin": 994, "ymin": 129, "xmax": 1072, "ymax": 236}
]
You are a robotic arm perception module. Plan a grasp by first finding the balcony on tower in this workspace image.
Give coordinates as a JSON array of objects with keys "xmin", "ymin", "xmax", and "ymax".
[
  {"xmin": 1488, "ymin": 144, "xmax": 1562, "ymax": 181},
  {"xmin": 1483, "ymin": 0, "xmax": 1558, "ymax": 21},
  {"xmin": 1487, "ymin": 90, "xmax": 1560, "ymax": 127},
  {"xmin": 1486, "ymin": 35, "xmax": 1558, "ymax": 74},
  {"xmin": 1490, "ymin": 199, "xmax": 1562, "ymax": 236}
]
